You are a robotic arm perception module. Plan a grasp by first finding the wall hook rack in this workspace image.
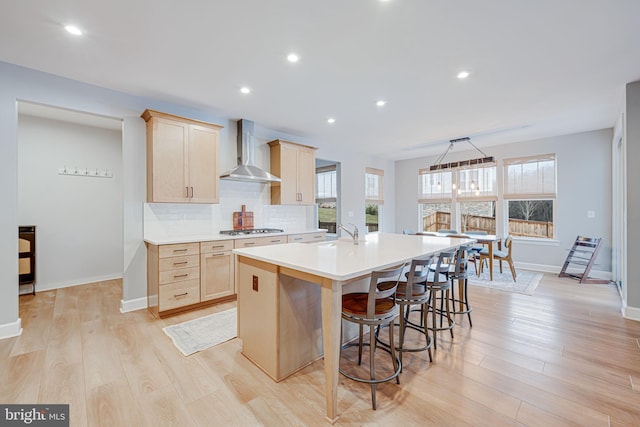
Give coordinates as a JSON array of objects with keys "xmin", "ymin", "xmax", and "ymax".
[{"xmin": 58, "ymin": 166, "xmax": 113, "ymax": 178}]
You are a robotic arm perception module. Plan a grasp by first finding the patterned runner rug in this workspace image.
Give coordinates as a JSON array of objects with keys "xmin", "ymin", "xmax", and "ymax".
[{"xmin": 468, "ymin": 269, "xmax": 543, "ymax": 295}]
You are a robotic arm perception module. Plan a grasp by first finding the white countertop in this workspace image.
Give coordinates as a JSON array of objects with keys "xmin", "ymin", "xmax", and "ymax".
[
  {"xmin": 144, "ymin": 229, "xmax": 327, "ymax": 245},
  {"xmin": 233, "ymin": 232, "xmax": 475, "ymax": 281}
]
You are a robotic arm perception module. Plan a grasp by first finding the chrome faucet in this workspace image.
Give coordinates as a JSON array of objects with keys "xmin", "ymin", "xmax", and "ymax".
[{"xmin": 339, "ymin": 223, "xmax": 359, "ymax": 245}]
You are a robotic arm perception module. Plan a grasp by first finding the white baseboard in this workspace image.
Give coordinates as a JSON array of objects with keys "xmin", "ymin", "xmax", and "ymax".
[
  {"xmin": 622, "ymin": 304, "xmax": 640, "ymax": 322},
  {"xmin": 0, "ymin": 318, "xmax": 22, "ymax": 340},
  {"xmin": 514, "ymin": 262, "xmax": 612, "ymax": 280},
  {"xmin": 34, "ymin": 274, "xmax": 123, "ymax": 292},
  {"xmin": 120, "ymin": 297, "xmax": 147, "ymax": 313}
]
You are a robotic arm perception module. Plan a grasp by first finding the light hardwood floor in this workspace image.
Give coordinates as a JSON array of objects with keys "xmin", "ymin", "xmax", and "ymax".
[{"xmin": 1, "ymin": 275, "xmax": 640, "ymax": 426}]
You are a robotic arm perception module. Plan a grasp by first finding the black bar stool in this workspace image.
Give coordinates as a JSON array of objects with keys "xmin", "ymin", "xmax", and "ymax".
[
  {"xmin": 339, "ymin": 264, "xmax": 405, "ymax": 410},
  {"xmin": 426, "ymin": 250, "xmax": 456, "ymax": 348},
  {"xmin": 448, "ymin": 245, "xmax": 473, "ymax": 327}
]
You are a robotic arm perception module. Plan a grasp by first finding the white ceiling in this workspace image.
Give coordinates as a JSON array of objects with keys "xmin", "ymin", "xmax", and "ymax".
[{"xmin": 1, "ymin": 0, "xmax": 639, "ymax": 160}]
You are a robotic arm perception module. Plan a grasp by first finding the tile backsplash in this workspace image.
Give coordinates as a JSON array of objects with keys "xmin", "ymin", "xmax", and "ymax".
[{"xmin": 144, "ymin": 180, "xmax": 316, "ymax": 239}]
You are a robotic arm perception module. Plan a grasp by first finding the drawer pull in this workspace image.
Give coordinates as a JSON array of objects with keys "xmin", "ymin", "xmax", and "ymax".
[
  {"xmin": 244, "ymin": 242, "xmax": 255, "ymax": 246},
  {"xmin": 211, "ymin": 253, "xmax": 225, "ymax": 257},
  {"xmin": 174, "ymin": 292, "xmax": 188, "ymax": 297},
  {"xmin": 271, "ymin": 240, "xmax": 281, "ymax": 243},
  {"xmin": 211, "ymin": 245, "xmax": 224, "ymax": 249},
  {"xmin": 294, "ymin": 237, "xmax": 303, "ymax": 241},
  {"xmin": 314, "ymin": 235, "xmax": 322, "ymax": 239},
  {"xmin": 173, "ymin": 273, "xmax": 189, "ymax": 278},
  {"xmin": 173, "ymin": 261, "xmax": 188, "ymax": 266},
  {"xmin": 173, "ymin": 249, "xmax": 188, "ymax": 253}
]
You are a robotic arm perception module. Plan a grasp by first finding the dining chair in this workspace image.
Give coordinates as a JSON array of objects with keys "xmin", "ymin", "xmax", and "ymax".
[
  {"xmin": 340, "ymin": 264, "xmax": 405, "ymax": 410},
  {"xmin": 479, "ymin": 235, "xmax": 516, "ymax": 281}
]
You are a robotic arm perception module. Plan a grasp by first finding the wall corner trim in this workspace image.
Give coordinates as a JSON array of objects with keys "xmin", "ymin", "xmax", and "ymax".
[
  {"xmin": 120, "ymin": 297, "xmax": 147, "ymax": 313},
  {"xmin": 0, "ymin": 318, "xmax": 23, "ymax": 340}
]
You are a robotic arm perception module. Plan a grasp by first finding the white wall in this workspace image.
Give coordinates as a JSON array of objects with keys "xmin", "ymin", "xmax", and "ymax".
[
  {"xmin": 18, "ymin": 114, "xmax": 123, "ymax": 290},
  {"xmin": 395, "ymin": 128, "xmax": 613, "ymax": 273}
]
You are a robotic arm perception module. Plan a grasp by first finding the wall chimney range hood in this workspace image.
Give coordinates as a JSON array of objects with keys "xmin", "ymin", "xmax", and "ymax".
[{"xmin": 220, "ymin": 119, "xmax": 281, "ymax": 183}]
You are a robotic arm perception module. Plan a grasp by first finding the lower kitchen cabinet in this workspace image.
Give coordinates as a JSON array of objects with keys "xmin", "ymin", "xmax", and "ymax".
[
  {"xmin": 287, "ymin": 232, "xmax": 326, "ymax": 243},
  {"xmin": 200, "ymin": 240, "xmax": 234, "ymax": 301}
]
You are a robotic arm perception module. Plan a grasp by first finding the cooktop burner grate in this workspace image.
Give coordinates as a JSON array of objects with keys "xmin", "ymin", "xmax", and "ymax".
[{"xmin": 219, "ymin": 228, "xmax": 284, "ymax": 236}]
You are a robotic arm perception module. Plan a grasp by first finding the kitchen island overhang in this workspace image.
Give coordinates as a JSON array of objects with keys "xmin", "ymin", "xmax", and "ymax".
[{"xmin": 233, "ymin": 232, "xmax": 474, "ymax": 423}]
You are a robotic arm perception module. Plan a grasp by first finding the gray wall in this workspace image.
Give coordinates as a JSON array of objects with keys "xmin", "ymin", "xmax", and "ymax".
[
  {"xmin": 395, "ymin": 129, "xmax": 613, "ymax": 272},
  {"xmin": 626, "ymin": 81, "xmax": 640, "ymax": 311}
]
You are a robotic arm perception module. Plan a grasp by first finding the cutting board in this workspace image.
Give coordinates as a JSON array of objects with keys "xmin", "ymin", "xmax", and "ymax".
[{"xmin": 233, "ymin": 205, "xmax": 254, "ymax": 230}]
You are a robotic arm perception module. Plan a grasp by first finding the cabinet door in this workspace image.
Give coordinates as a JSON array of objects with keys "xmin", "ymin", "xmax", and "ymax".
[
  {"xmin": 150, "ymin": 119, "xmax": 189, "ymax": 202},
  {"xmin": 188, "ymin": 125, "xmax": 219, "ymax": 203},
  {"xmin": 200, "ymin": 251, "xmax": 234, "ymax": 301},
  {"xmin": 297, "ymin": 148, "xmax": 316, "ymax": 205},
  {"xmin": 278, "ymin": 143, "xmax": 300, "ymax": 204}
]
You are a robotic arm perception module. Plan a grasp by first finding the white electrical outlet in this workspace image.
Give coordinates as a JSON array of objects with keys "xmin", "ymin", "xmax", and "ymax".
[
  {"xmin": 348, "ymin": 211, "xmax": 354, "ymax": 218},
  {"xmin": 587, "ymin": 210, "xmax": 595, "ymax": 219}
]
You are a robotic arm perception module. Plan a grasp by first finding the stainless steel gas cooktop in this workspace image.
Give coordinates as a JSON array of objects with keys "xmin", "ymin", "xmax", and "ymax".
[{"xmin": 219, "ymin": 228, "xmax": 284, "ymax": 236}]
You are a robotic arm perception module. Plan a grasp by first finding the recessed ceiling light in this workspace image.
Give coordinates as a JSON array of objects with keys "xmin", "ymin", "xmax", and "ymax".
[
  {"xmin": 240, "ymin": 86, "xmax": 251, "ymax": 94},
  {"xmin": 64, "ymin": 25, "xmax": 83, "ymax": 36},
  {"xmin": 457, "ymin": 70, "xmax": 470, "ymax": 79},
  {"xmin": 327, "ymin": 118, "xmax": 335, "ymax": 124},
  {"xmin": 287, "ymin": 53, "xmax": 299, "ymax": 63},
  {"xmin": 376, "ymin": 100, "xmax": 386, "ymax": 107}
]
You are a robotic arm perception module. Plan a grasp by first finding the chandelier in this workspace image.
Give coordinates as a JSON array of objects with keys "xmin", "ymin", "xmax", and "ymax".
[{"xmin": 431, "ymin": 137, "xmax": 495, "ymax": 195}]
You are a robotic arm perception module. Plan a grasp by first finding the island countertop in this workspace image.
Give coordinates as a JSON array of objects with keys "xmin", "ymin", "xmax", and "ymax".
[{"xmin": 233, "ymin": 232, "xmax": 475, "ymax": 281}]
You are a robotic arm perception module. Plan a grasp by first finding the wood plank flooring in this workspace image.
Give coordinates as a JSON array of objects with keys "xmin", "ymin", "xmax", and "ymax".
[{"xmin": 1, "ymin": 275, "xmax": 640, "ymax": 426}]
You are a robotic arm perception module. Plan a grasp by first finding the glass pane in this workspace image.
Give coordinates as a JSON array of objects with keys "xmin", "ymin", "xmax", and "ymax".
[
  {"xmin": 365, "ymin": 203, "xmax": 379, "ymax": 232},
  {"xmin": 507, "ymin": 200, "xmax": 554, "ymax": 238},
  {"xmin": 318, "ymin": 202, "xmax": 337, "ymax": 233},
  {"xmin": 419, "ymin": 171, "xmax": 452, "ymax": 199},
  {"xmin": 316, "ymin": 170, "xmax": 336, "ymax": 199},
  {"xmin": 458, "ymin": 166, "xmax": 496, "ymax": 197},
  {"xmin": 365, "ymin": 174, "xmax": 380, "ymax": 199},
  {"xmin": 460, "ymin": 201, "xmax": 496, "ymax": 234},
  {"xmin": 420, "ymin": 203, "xmax": 451, "ymax": 232}
]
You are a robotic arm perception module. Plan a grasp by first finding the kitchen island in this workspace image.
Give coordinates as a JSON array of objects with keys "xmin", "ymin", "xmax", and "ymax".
[{"xmin": 234, "ymin": 232, "xmax": 473, "ymax": 423}]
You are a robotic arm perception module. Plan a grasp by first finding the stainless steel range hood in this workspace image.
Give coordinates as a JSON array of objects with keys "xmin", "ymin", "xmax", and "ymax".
[{"xmin": 220, "ymin": 119, "xmax": 281, "ymax": 183}]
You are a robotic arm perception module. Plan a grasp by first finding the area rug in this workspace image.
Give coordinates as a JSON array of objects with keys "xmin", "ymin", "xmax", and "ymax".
[
  {"xmin": 163, "ymin": 307, "xmax": 237, "ymax": 356},
  {"xmin": 468, "ymin": 269, "xmax": 543, "ymax": 295}
]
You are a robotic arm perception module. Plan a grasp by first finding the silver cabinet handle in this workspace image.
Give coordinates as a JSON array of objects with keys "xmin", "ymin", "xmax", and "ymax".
[
  {"xmin": 173, "ymin": 273, "xmax": 188, "ymax": 278},
  {"xmin": 173, "ymin": 261, "xmax": 188, "ymax": 266},
  {"xmin": 244, "ymin": 242, "xmax": 255, "ymax": 246},
  {"xmin": 190, "ymin": 186, "xmax": 194, "ymax": 198},
  {"xmin": 173, "ymin": 292, "xmax": 188, "ymax": 297},
  {"xmin": 173, "ymin": 249, "xmax": 188, "ymax": 253}
]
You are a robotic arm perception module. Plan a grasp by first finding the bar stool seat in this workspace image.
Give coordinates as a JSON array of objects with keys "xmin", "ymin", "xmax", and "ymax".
[{"xmin": 339, "ymin": 264, "xmax": 405, "ymax": 410}]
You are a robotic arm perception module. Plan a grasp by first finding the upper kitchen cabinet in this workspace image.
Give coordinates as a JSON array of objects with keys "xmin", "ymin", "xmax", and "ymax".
[
  {"xmin": 142, "ymin": 109, "xmax": 223, "ymax": 203},
  {"xmin": 268, "ymin": 139, "xmax": 317, "ymax": 205}
]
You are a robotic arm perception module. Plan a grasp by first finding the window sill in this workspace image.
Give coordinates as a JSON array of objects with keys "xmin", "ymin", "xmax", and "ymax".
[{"xmin": 512, "ymin": 237, "xmax": 559, "ymax": 247}]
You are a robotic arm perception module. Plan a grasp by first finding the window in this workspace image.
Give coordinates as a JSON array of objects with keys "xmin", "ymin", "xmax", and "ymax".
[
  {"xmin": 316, "ymin": 165, "xmax": 337, "ymax": 233},
  {"xmin": 365, "ymin": 167, "xmax": 384, "ymax": 232},
  {"xmin": 418, "ymin": 168, "xmax": 453, "ymax": 232},
  {"xmin": 503, "ymin": 154, "xmax": 556, "ymax": 239}
]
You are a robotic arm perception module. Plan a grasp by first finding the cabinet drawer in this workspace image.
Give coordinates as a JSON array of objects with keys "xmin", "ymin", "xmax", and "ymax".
[
  {"xmin": 159, "ymin": 279, "xmax": 200, "ymax": 311},
  {"xmin": 234, "ymin": 236, "xmax": 287, "ymax": 248},
  {"xmin": 159, "ymin": 243, "xmax": 200, "ymax": 258},
  {"xmin": 159, "ymin": 254, "xmax": 199, "ymax": 272},
  {"xmin": 287, "ymin": 232, "xmax": 327, "ymax": 243},
  {"xmin": 200, "ymin": 239, "xmax": 234, "ymax": 254},
  {"xmin": 160, "ymin": 266, "xmax": 200, "ymax": 285}
]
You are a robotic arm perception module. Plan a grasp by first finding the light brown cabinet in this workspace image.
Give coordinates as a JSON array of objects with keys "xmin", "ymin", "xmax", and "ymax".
[
  {"xmin": 142, "ymin": 109, "xmax": 223, "ymax": 203},
  {"xmin": 200, "ymin": 240, "xmax": 234, "ymax": 301},
  {"xmin": 147, "ymin": 242, "xmax": 201, "ymax": 318},
  {"xmin": 147, "ymin": 236, "xmax": 290, "ymax": 317},
  {"xmin": 268, "ymin": 139, "xmax": 317, "ymax": 205}
]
